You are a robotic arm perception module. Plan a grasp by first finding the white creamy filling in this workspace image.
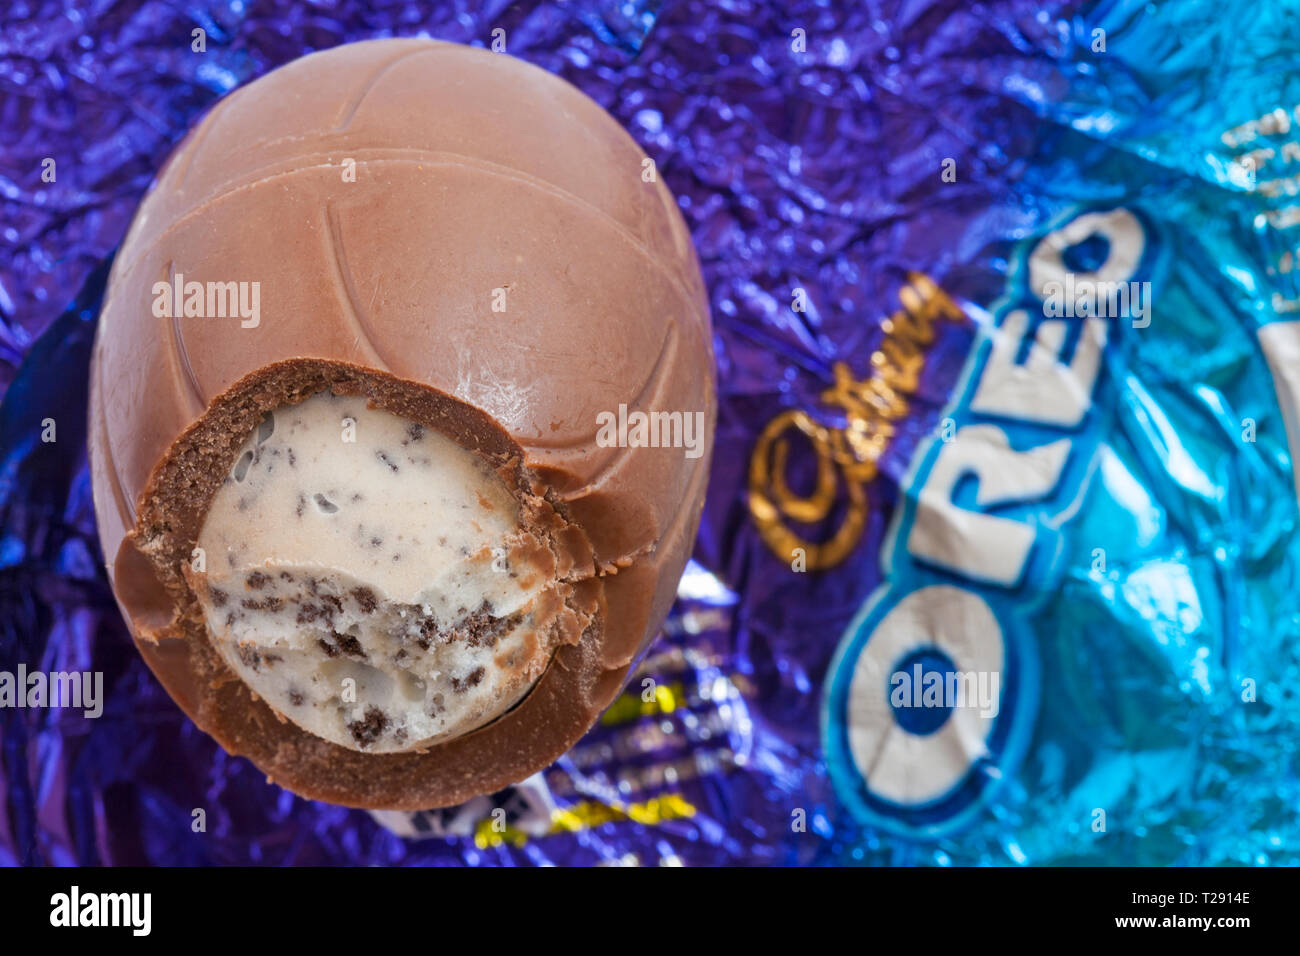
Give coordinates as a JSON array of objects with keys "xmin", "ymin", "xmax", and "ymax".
[{"xmin": 194, "ymin": 391, "xmax": 553, "ymax": 752}]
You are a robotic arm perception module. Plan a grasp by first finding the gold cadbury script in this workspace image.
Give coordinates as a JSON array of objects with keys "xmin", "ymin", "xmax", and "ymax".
[{"xmin": 748, "ymin": 273, "xmax": 966, "ymax": 571}]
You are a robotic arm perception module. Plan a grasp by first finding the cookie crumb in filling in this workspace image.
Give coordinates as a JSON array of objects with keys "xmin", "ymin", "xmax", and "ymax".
[{"xmin": 189, "ymin": 391, "xmax": 563, "ymax": 753}]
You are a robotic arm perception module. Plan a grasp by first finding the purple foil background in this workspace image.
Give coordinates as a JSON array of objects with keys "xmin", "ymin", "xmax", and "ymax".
[{"xmin": 0, "ymin": 0, "xmax": 1093, "ymax": 865}]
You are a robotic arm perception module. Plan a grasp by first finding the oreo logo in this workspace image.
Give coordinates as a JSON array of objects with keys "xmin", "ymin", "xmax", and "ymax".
[
  {"xmin": 824, "ymin": 586, "xmax": 1034, "ymax": 838},
  {"xmin": 823, "ymin": 207, "xmax": 1160, "ymax": 837}
]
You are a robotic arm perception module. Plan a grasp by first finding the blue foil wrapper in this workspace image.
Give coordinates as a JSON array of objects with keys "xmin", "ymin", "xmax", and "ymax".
[{"xmin": 3, "ymin": 0, "xmax": 1300, "ymax": 866}]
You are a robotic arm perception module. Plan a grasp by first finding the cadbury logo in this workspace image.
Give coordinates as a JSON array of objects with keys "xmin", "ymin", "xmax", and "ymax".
[{"xmin": 748, "ymin": 272, "xmax": 965, "ymax": 570}]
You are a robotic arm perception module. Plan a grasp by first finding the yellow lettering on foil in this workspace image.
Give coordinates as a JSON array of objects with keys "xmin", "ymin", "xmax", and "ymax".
[{"xmin": 474, "ymin": 795, "xmax": 698, "ymax": 849}]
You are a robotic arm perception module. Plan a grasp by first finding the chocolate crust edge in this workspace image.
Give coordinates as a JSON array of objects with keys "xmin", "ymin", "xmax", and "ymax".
[{"xmin": 102, "ymin": 357, "xmax": 620, "ymax": 809}]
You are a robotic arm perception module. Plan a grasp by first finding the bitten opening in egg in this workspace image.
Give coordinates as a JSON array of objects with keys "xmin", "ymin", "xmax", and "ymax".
[{"xmin": 190, "ymin": 391, "xmax": 562, "ymax": 752}]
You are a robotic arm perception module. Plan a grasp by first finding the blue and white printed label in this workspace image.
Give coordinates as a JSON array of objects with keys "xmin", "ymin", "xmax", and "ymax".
[{"xmin": 823, "ymin": 207, "xmax": 1165, "ymax": 838}]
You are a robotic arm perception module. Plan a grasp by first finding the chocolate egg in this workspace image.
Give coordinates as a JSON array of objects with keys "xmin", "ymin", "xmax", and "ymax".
[{"xmin": 88, "ymin": 38, "xmax": 714, "ymax": 809}]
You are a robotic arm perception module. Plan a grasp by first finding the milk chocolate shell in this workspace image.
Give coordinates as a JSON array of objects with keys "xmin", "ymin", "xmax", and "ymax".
[{"xmin": 87, "ymin": 38, "xmax": 714, "ymax": 809}]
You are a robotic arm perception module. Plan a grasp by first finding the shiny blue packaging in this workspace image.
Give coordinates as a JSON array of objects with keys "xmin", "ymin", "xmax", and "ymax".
[{"xmin": 3, "ymin": 0, "xmax": 1299, "ymax": 865}]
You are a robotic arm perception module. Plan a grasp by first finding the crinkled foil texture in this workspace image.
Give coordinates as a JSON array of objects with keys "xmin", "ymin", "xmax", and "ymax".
[{"xmin": 3, "ymin": 0, "xmax": 1299, "ymax": 865}]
